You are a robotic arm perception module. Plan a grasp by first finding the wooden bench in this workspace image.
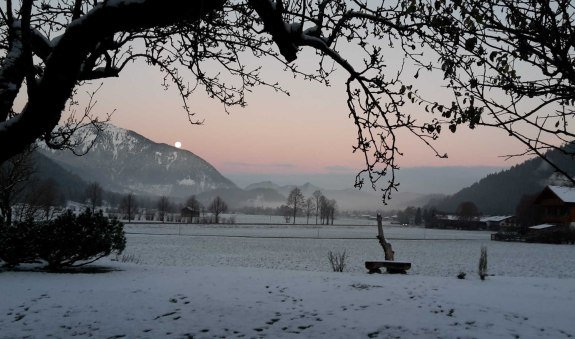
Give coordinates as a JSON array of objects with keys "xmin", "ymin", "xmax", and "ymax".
[{"xmin": 365, "ymin": 261, "xmax": 411, "ymax": 274}]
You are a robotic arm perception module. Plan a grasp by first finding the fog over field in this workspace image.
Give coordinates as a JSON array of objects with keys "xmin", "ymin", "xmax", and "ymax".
[{"xmin": 227, "ymin": 166, "xmax": 504, "ymax": 194}]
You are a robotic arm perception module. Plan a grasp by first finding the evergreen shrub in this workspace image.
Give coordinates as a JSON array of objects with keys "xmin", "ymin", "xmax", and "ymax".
[
  {"xmin": 37, "ymin": 210, "xmax": 126, "ymax": 269},
  {"xmin": 0, "ymin": 210, "xmax": 125, "ymax": 269},
  {"xmin": 0, "ymin": 219, "xmax": 41, "ymax": 267}
]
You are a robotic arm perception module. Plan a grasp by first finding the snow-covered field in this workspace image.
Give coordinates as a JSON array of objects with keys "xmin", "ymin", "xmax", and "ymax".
[
  {"xmin": 124, "ymin": 223, "xmax": 575, "ymax": 278},
  {"xmin": 2, "ymin": 223, "xmax": 575, "ymax": 338}
]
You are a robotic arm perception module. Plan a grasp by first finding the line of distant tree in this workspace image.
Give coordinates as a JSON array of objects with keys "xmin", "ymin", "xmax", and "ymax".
[
  {"xmin": 283, "ymin": 188, "xmax": 337, "ymax": 225},
  {"xmin": 388, "ymin": 202, "xmax": 481, "ymax": 228},
  {"xmin": 0, "ymin": 152, "xmax": 234, "ymax": 224},
  {"xmin": 1, "ymin": 156, "xmax": 343, "ymax": 226}
]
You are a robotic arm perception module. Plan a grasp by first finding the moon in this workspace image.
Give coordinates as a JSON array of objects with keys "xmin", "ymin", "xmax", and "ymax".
[{"xmin": 174, "ymin": 141, "xmax": 182, "ymax": 148}]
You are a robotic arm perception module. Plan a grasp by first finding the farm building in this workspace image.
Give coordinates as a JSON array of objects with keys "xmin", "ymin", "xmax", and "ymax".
[
  {"xmin": 532, "ymin": 185, "xmax": 575, "ymax": 228},
  {"xmin": 181, "ymin": 206, "xmax": 200, "ymax": 223}
]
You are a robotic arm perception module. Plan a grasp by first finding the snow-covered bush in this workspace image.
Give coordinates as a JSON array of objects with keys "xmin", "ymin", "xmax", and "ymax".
[
  {"xmin": 0, "ymin": 219, "xmax": 41, "ymax": 267},
  {"xmin": 37, "ymin": 210, "xmax": 126, "ymax": 269},
  {"xmin": 0, "ymin": 210, "xmax": 125, "ymax": 269}
]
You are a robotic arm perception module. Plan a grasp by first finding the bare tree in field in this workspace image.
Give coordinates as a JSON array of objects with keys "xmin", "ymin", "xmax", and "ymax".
[
  {"xmin": 0, "ymin": 148, "xmax": 34, "ymax": 223},
  {"xmin": 286, "ymin": 188, "xmax": 304, "ymax": 225},
  {"xmin": 208, "ymin": 196, "xmax": 228, "ymax": 224},
  {"xmin": 120, "ymin": 193, "xmax": 138, "ymax": 222},
  {"xmin": 318, "ymin": 196, "xmax": 337, "ymax": 225},
  {"xmin": 185, "ymin": 195, "xmax": 203, "ymax": 212},
  {"xmin": 304, "ymin": 197, "xmax": 315, "ymax": 225},
  {"xmin": 157, "ymin": 196, "xmax": 171, "ymax": 222},
  {"xmin": 327, "ymin": 199, "xmax": 337, "ymax": 225},
  {"xmin": 318, "ymin": 195, "xmax": 327, "ymax": 225},
  {"xmin": 456, "ymin": 201, "xmax": 480, "ymax": 222},
  {"xmin": 2, "ymin": 0, "xmax": 575, "ymax": 203},
  {"xmin": 85, "ymin": 182, "xmax": 103, "ymax": 212},
  {"xmin": 312, "ymin": 190, "xmax": 322, "ymax": 225}
]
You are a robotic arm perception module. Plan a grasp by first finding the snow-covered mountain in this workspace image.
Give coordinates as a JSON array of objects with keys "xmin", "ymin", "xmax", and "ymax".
[{"xmin": 40, "ymin": 124, "xmax": 236, "ymax": 198}]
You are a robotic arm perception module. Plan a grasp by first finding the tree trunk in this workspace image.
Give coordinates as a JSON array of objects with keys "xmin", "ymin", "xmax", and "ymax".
[
  {"xmin": 376, "ymin": 214, "xmax": 394, "ymax": 261},
  {"xmin": 0, "ymin": 0, "xmax": 226, "ymax": 165}
]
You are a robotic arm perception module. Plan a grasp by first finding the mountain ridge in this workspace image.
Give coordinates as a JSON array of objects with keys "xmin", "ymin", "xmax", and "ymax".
[
  {"xmin": 429, "ymin": 145, "xmax": 575, "ymax": 214},
  {"xmin": 40, "ymin": 124, "xmax": 236, "ymax": 198},
  {"xmin": 37, "ymin": 124, "xmax": 498, "ymax": 212}
]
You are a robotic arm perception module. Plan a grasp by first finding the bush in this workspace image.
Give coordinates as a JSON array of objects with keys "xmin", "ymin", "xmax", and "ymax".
[
  {"xmin": 0, "ymin": 210, "xmax": 126, "ymax": 269},
  {"xmin": 0, "ymin": 219, "xmax": 41, "ymax": 267},
  {"xmin": 37, "ymin": 210, "xmax": 126, "ymax": 269},
  {"xmin": 118, "ymin": 252, "xmax": 142, "ymax": 265},
  {"xmin": 478, "ymin": 246, "xmax": 488, "ymax": 281},
  {"xmin": 328, "ymin": 250, "xmax": 348, "ymax": 272}
]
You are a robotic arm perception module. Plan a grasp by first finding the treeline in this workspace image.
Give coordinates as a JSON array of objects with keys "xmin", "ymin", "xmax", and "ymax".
[
  {"xmin": 284, "ymin": 188, "xmax": 337, "ymax": 225},
  {"xmin": 235, "ymin": 189, "xmax": 338, "ymax": 225}
]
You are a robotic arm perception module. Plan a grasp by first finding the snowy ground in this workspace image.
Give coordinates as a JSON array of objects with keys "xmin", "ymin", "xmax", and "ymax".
[
  {"xmin": 123, "ymin": 223, "xmax": 575, "ymax": 278},
  {"xmin": 2, "ymin": 224, "xmax": 575, "ymax": 338}
]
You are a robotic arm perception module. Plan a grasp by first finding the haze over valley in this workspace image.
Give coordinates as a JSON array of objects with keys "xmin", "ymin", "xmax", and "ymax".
[{"xmin": 36, "ymin": 124, "xmax": 509, "ymax": 212}]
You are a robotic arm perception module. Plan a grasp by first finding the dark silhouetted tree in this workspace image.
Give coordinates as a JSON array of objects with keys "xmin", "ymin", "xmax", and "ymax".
[
  {"xmin": 2, "ymin": 0, "xmax": 575, "ymax": 203},
  {"xmin": 286, "ymin": 188, "xmax": 305, "ymax": 225},
  {"xmin": 319, "ymin": 197, "xmax": 337, "ymax": 225},
  {"xmin": 423, "ymin": 207, "xmax": 438, "ymax": 227},
  {"xmin": 327, "ymin": 199, "xmax": 337, "ymax": 225},
  {"xmin": 415, "ymin": 208, "xmax": 423, "ymax": 225},
  {"xmin": 405, "ymin": 0, "xmax": 575, "ymax": 183},
  {"xmin": 85, "ymin": 182, "xmax": 103, "ymax": 212},
  {"xmin": 304, "ymin": 197, "xmax": 315, "ymax": 225},
  {"xmin": 29, "ymin": 179, "xmax": 63, "ymax": 220},
  {"xmin": 456, "ymin": 201, "xmax": 480, "ymax": 221},
  {"xmin": 208, "ymin": 196, "xmax": 228, "ymax": 224},
  {"xmin": 398, "ymin": 206, "xmax": 417, "ymax": 225},
  {"xmin": 312, "ymin": 190, "xmax": 323, "ymax": 225},
  {"xmin": 185, "ymin": 195, "xmax": 203, "ymax": 212},
  {"xmin": 157, "ymin": 196, "xmax": 171, "ymax": 222},
  {"xmin": 0, "ymin": 148, "xmax": 34, "ymax": 223},
  {"xmin": 120, "ymin": 193, "xmax": 138, "ymax": 223}
]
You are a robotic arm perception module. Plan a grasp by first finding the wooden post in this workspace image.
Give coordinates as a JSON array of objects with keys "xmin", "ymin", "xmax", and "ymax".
[{"xmin": 376, "ymin": 214, "xmax": 395, "ymax": 261}]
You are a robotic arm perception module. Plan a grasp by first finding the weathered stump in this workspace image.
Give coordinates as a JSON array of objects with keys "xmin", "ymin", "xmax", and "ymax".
[
  {"xmin": 376, "ymin": 214, "xmax": 395, "ymax": 261},
  {"xmin": 364, "ymin": 214, "xmax": 411, "ymax": 274}
]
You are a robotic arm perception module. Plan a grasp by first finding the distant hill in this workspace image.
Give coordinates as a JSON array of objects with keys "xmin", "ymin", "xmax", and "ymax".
[
  {"xmin": 430, "ymin": 146, "xmax": 575, "ymax": 215},
  {"xmin": 28, "ymin": 152, "xmax": 89, "ymax": 202},
  {"xmin": 35, "ymin": 124, "xmax": 468, "ymax": 211},
  {"xmin": 40, "ymin": 124, "xmax": 236, "ymax": 198}
]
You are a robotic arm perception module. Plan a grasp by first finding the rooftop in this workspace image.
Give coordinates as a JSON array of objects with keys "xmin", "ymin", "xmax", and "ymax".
[{"xmin": 547, "ymin": 185, "xmax": 575, "ymax": 203}]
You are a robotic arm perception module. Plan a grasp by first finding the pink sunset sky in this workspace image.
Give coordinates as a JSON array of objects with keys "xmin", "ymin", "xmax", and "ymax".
[{"xmin": 71, "ymin": 57, "xmax": 527, "ymax": 176}]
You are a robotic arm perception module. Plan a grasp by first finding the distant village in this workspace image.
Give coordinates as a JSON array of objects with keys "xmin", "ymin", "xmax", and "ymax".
[{"xmin": 417, "ymin": 185, "xmax": 575, "ymax": 244}]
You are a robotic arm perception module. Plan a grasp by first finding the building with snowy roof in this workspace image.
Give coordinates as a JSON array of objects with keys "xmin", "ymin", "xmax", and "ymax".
[
  {"xmin": 532, "ymin": 185, "xmax": 575, "ymax": 228},
  {"xmin": 479, "ymin": 215, "xmax": 516, "ymax": 231}
]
